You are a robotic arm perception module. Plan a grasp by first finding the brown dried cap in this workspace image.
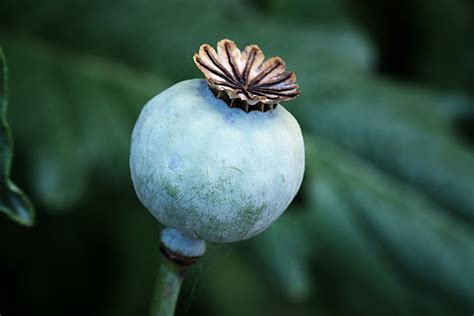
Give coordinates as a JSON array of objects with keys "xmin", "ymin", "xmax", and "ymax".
[{"xmin": 193, "ymin": 39, "xmax": 300, "ymax": 107}]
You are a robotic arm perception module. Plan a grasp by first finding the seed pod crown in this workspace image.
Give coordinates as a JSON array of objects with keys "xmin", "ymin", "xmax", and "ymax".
[{"xmin": 193, "ymin": 39, "xmax": 300, "ymax": 112}]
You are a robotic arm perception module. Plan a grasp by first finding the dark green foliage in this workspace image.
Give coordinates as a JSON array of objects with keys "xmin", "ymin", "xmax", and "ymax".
[
  {"xmin": 0, "ymin": 0, "xmax": 473, "ymax": 315},
  {"xmin": 2, "ymin": 33, "xmax": 169, "ymax": 210},
  {"xmin": 0, "ymin": 48, "xmax": 34, "ymax": 225}
]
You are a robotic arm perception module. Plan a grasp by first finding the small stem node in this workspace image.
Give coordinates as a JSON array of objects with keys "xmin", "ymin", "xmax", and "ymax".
[{"xmin": 149, "ymin": 228, "xmax": 205, "ymax": 316}]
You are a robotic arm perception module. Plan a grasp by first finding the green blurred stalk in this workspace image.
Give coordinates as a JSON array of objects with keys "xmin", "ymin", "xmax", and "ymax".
[
  {"xmin": 149, "ymin": 255, "xmax": 184, "ymax": 316},
  {"xmin": 149, "ymin": 228, "xmax": 205, "ymax": 316}
]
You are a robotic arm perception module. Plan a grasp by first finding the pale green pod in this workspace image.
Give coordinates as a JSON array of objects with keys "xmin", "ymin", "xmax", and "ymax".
[{"xmin": 130, "ymin": 79, "xmax": 304, "ymax": 242}]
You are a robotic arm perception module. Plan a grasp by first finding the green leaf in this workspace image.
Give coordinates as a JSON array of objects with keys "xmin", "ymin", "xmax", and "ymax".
[
  {"xmin": 0, "ymin": 47, "xmax": 34, "ymax": 226},
  {"xmin": 0, "ymin": 0, "xmax": 373, "ymax": 80},
  {"xmin": 304, "ymin": 136, "xmax": 474, "ymax": 313},
  {"xmin": 248, "ymin": 213, "xmax": 313, "ymax": 301},
  {"xmin": 292, "ymin": 74, "xmax": 474, "ymax": 223}
]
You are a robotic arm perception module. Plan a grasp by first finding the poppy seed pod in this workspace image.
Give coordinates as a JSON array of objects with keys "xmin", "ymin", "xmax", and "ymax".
[{"xmin": 130, "ymin": 39, "xmax": 304, "ymax": 243}]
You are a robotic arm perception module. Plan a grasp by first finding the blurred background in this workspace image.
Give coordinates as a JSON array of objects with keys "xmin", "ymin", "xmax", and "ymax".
[{"xmin": 1, "ymin": 0, "xmax": 473, "ymax": 315}]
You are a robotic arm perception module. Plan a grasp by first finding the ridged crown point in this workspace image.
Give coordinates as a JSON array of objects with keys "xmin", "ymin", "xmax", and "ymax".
[{"xmin": 193, "ymin": 39, "xmax": 300, "ymax": 106}]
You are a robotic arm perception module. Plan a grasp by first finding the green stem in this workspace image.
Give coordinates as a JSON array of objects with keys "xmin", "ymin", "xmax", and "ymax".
[
  {"xmin": 149, "ymin": 227, "xmax": 206, "ymax": 316},
  {"xmin": 149, "ymin": 255, "xmax": 184, "ymax": 316}
]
